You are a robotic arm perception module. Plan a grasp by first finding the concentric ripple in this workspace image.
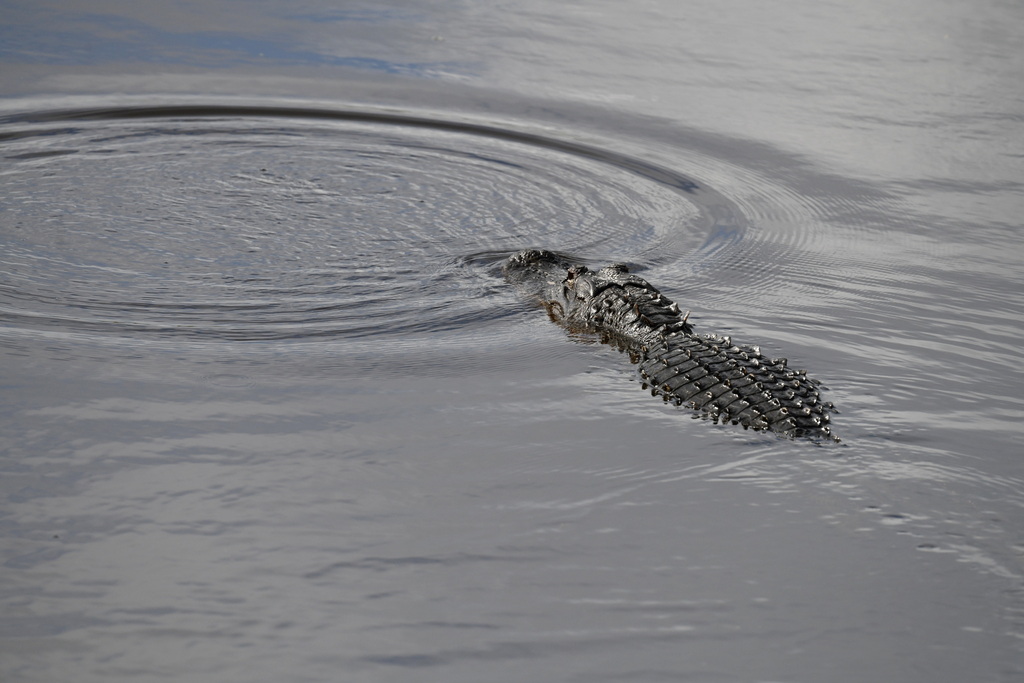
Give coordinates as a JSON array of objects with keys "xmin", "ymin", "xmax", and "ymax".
[{"xmin": 0, "ymin": 104, "xmax": 731, "ymax": 350}]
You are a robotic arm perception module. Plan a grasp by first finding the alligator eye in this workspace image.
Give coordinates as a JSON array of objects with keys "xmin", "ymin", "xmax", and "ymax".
[{"xmin": 575, "ymin": 278, "xmax": 596, "ymax": 299}]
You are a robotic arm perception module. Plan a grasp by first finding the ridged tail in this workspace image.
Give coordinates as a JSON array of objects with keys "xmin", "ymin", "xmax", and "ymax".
[{"xmin": 632, "ymin": 332, "xmax": 836, "ymax": 439}]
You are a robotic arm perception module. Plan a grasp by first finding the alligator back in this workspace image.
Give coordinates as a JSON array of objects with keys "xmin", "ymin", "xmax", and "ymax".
[{"xmin": 505, "ymin": 249, "xmax": 837, "ymax": 440}]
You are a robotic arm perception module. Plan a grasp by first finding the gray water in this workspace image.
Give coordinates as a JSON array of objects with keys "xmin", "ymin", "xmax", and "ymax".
[{"xmin": 2, "ymin": 1, "xmax": 1023, "ymax": 682}]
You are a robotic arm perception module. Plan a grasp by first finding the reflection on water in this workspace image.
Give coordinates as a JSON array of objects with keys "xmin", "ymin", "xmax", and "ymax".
[{"xmin": 2, "ymin": 0, "xmax": 1024, "ymax": 681}]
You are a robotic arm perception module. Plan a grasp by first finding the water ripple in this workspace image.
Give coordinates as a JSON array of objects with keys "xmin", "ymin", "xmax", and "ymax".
[{"xmin": 0, "ymin": 103, "xmax": 724, "ymax": 350}]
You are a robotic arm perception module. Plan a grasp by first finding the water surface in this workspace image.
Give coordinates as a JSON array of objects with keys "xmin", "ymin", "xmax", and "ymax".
[{"xmin": 2, "ymin": 1, "xmax": 1023, "ymax": 682}]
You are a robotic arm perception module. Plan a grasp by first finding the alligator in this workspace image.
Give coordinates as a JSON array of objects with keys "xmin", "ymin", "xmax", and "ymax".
[{"xmin": 504, "ymin": 249, "xmax": 837, "ymax": 440}]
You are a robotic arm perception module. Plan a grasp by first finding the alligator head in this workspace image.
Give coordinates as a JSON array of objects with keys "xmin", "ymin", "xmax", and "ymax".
[
  {"xmin": 504, "ymin": 249, "xmax": 692, "ymax": 334},
  {"xmin": 503, "ymin": 249, "xmax": 577, "ymax": 318}
]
